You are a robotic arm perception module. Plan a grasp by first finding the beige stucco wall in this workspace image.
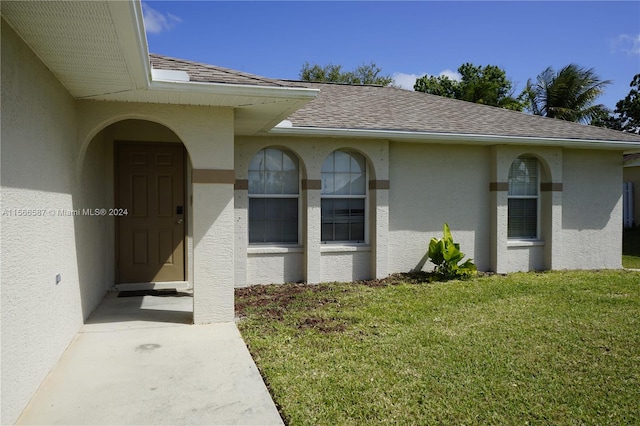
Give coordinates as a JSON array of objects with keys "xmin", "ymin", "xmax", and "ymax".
[
  {"xmin": 388, "ymin": 142, "xmax": 492, "ymax": 273},
  {"xmin": 623, "ymin": 165, "xmax": 640, "ymax": 226},
  {"xmin": 1, "ymin": 22, "xmax": 95, "ymax": 425},
  {"xmin": 247, "ymin": 248, "xmax": 305, "ymax": 284},
  {"xmin": 561, "ymin": 150, "xmax": 622, "ymax": 269},
  {"xmin": 234, "ymin": 136, "xmax": 389, "ymax": 285},
  {"xmin": 234, "ymin": 138, "xmax": 625, "ymax": 280},
  {"xmin": 320, "ymin": 248, "xmax": 372, "ymax": 282}
]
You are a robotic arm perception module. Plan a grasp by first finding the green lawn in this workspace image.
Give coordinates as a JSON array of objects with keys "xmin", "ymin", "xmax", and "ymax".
[
  {"xmin": 623, "ymin": 227, "xmax": 640, "ymax": 268},
  {"xmin": 236, "ymin": 271, "xmax": 640, "ymax": 425}
]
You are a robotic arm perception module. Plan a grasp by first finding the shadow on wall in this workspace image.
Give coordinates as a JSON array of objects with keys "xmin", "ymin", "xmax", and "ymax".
[
  {"xmin": 411, "ymin": 227, "xmax": 486, "ymax": 274},
  {"xmin": 247, "ymin": 252, "xmax": 304, "ymax": 285},
  {"xmin": 73, "ymin": 128, "xmax": 114, "ymax": 320},
  {"xmin": 412, "ymin": 251, "xmax": 431, "ymax": 273}
]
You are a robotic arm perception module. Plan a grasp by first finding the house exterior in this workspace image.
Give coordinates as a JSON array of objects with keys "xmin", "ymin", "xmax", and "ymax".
[
  {"xmin": 2, "ymin": 1, "xmax": 640, "ymax": 423},
  {"xmin": 624, "ymin": 154, "xmax": 640, "ymax": 227}
]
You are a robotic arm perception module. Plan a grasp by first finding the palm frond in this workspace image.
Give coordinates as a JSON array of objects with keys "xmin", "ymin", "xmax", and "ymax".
[{"xmin": 526, "ymin": 64, "xmax": 611, "ymax": 123}]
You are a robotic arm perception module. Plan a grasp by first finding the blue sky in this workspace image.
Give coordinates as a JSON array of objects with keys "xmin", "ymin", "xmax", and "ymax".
[{"xmin": 143, "ymin": 1, "xmax": 640, "ymax": 110}]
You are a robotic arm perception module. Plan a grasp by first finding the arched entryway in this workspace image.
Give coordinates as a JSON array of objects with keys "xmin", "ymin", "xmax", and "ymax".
[
  {"xmin": 76, "ymin": 119, "xmax": 194, "ymax": 308},
  {"xmin": 77, "ymin": 103, "xmax": 237, "ymax": 324}
]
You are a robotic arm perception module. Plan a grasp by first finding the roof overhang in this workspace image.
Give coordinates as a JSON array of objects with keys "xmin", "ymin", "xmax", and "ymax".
[
  {"xmin": 1, "ymin": 0, "xmax": 318, "ymax": 134},
  {"xmin": 1, "ymin": 1, "xmax": 150, "ymax": 97},
  {"xmin": 94, "ymin": 79, "xmax": 318, "ymax": 135},
  {"xmin": 624, "ymin": 156, "xmax": 640, "ymax": 167},
  {"xmin": 269, "ymin": 125, "xmax": 640, "ymax": 153}
]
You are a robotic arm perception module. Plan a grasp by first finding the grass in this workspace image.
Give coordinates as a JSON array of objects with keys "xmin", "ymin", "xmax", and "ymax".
[
  {"xmin": 236, "ymin": 271, "xmax": 640, "ymax": 425},
  {"xmin": 623, "ymin": 227, "xmax": 640, "ymax": 269}
]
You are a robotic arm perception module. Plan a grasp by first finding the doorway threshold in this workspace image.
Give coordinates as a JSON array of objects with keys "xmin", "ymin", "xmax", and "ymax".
[{"xmin": 114, "ymin": 281, "xmax": 190, "ymax": 291}]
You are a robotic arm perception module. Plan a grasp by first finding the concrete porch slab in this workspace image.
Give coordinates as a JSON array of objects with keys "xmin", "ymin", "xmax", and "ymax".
[{"xmin": 16, "ymin": 291, "xmax": 283, "ymax": 425}]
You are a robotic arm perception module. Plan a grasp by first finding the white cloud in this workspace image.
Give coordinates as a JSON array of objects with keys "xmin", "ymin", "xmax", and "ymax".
[
  {"xmin": 392, "ymin": 72, "xmax": 423, "ymax": 90},
  {"xmin": 611, "ymin": 34, "xmax": 640, "ymax": 55},
  {"xmin": 392, "ymin": 69, "xmax": 462, "ymax": 91},
  {"xmin": 142, "ymin": 3, "xmax": 182, "ymax": 34},
  {"xmin": 438, "ymin": 69, "xmax": 462, "ymax": 81}
]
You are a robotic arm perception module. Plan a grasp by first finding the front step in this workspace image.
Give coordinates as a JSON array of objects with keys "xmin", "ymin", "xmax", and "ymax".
[{"xmin": 113, "ymin": 281, "xmax": 190, "ymax": 291}]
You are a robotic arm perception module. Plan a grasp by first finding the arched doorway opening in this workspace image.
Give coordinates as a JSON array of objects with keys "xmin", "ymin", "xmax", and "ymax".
[{"xmin": 76, "ymin": 119, "xmax": 193, "ymax": 306}]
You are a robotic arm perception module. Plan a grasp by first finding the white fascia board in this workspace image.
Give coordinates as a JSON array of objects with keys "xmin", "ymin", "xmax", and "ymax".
[
  {"xmin": 148, "ymin": 80, "xmax": 319, "ymax": 102},
  {"xmin": 108, "ymin": 0, "xmax": 151, "ymax": 90},
  {"xmin": 269, "ymin": 126, "xmax": 640, "ymax": 151}
]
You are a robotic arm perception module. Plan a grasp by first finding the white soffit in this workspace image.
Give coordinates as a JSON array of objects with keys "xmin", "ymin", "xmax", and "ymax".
[{"xmin": 1, "ymin": 1, "xmax": 148, "ymax": 98}]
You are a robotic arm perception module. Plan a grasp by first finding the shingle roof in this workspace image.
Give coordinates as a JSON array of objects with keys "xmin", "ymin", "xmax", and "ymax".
[
  {"xmin": 149, "ymin": 54, "xmax": 291, "ymax": 87},
  {"xmin": 284, "ymin": 81, "xmax": 640, "ymax": 143},
  {"xmin": 149, "ymin": 54, "xmax": 640, "ymax": 143}
]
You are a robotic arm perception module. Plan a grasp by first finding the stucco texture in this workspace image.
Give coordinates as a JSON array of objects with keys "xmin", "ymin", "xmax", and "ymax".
[
  {"xmin": 1, "ymin": 22, "xmax": 98, "ymax": 425},
  {"xmin": 561, "ymin": 150, "xmax": 622, "ymax": 269},
  {"xmin": 388, "ymin": 142, "xmax": 492, "ymax": 273}
]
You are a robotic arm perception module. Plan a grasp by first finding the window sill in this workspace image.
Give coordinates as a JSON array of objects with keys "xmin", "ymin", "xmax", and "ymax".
[
  {"xmin": 320, "ymin": 244, "xmax": 371, "ymax": 253},
  {"xmin": 507, "ymin": 239, "xmax": 545, "ymax": 247},
  {"xmin": 248, "ymin": 245, "xmax": 304, "ymax": 254}
]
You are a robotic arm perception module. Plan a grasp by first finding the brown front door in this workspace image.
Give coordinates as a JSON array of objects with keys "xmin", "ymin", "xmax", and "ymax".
[{"xmin": 116, "ymin": 142, "xmax": 185, "ymax": 283}]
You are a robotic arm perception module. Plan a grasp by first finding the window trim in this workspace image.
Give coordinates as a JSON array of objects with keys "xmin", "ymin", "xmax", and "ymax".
[
  {"xmin": 248, "ymin": 148, "xmax": 301, "ymax": 245},
  {"xmin": 320, "ymin": 150, "xmax": 368, "ymax": 244},
  {"xmin": 507, "ymin": 156, "xmax": 540, "ymax": 241}
]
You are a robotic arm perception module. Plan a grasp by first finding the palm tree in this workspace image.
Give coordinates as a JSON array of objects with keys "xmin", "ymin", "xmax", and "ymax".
[{"xmin": 523, "ymin": 64, "xmax": 611, "ymax": 124}]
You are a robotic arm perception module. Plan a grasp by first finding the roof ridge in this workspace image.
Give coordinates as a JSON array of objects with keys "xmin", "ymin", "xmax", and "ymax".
[{"xmin": 279, "ymin": 79, "xmax": 387, "ymax": 88}]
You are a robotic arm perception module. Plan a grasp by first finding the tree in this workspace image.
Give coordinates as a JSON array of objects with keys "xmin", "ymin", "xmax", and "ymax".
[
  {"xmin": 522, "ymin": 64, "xmax": 611, "ymax": 124},
  {"xmin": 300, "ymin": 62, "xmax": 393, "ymax": 86},
  {"xmin": 594, "ymin": 74, "xmax": 640, "ymax": 133},
  {"xmin": 413, "ymin": 74, "xmax": 459, "ymax": 98},
  {"xmin": 414, "ymin": 63, "xmax": 524, "ymax": 111}
]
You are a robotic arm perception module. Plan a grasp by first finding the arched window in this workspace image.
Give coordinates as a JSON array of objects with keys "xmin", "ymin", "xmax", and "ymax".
[
  {"xmin": 248, "ymin": 148, "xmax": 299, "ymax": 244},
  {"xmin": 321, "ymin": 150, "xmax": 366, "ymax": 242},
  {"xmin": 508, "ymin": 156, "xmax": 538, "ymax": 239}
]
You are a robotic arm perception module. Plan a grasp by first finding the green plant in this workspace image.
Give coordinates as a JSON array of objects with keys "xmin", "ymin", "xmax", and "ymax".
[{"xmin": 427, "ymin": 223, "xmax": 477, "ymax": 279}]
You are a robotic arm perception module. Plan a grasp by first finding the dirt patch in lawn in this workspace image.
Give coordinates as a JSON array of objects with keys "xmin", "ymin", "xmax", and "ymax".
[
  {"xmin": 236, "ymin": 283, "xmax": 343, "ymax": 320},
  {"xmin": 234, "ymin": 272, "xmax": 442, "ymax": 320}
]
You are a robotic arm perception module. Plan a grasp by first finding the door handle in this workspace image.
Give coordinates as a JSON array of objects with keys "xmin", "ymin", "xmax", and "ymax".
[{"xmin": 176, "ymin": 218, "xmax": 183, "ymax": 224}]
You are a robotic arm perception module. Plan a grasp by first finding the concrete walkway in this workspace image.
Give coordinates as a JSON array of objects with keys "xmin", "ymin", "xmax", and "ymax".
[{"xmin": 16, "ymin": 291, "xmax": 283, "ymax": 425}]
